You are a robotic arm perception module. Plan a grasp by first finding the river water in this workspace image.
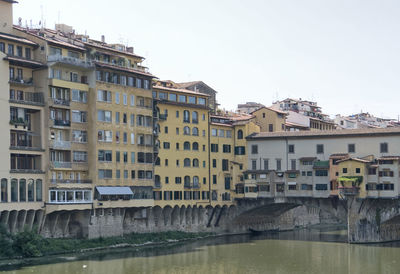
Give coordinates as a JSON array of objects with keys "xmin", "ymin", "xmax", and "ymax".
[{"xmin": 2, "ymin": 228, "xmax": 400, "ymax": 274}]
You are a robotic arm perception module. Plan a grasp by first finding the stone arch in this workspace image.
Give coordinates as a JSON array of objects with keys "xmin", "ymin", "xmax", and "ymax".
[
  {"xmin": 192, "ymin": 206, "xmax": 198, "ymax": 225},
  {"xmin": 171, "ymin": 205, "xmax": 180, "ymax": 226},
  {"xmin": 152, "ymin": 206, "xmax": 162, "ymax": 227},
  {"xmin": 198, "ymin": 206, "xmax": 206, "ymax": 225},
  {"xmin": 185, "ymin": 206, "xmax": 192, "ymax": 225},
  {"xmin": 180, "ymin": 205, "xmax": 186, "ymax": 225},
  {"xmin": 162, "ymin": 206, "xmax": 172, "ymax": 226}
]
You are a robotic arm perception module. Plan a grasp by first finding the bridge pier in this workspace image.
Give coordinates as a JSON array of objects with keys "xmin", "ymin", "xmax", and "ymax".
[{"xmin": 347, "ymin": 198, "xmax": 400, "ymax": 243}]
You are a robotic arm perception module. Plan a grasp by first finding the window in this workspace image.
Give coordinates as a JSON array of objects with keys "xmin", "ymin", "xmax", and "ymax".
[
  {"xmin": 290, "ymin": 159, "xmax": 296, "ymax": 170},
  {"xmin": 288, "ymin": 144, "xmax": 295, "ymax": 153},
  {"xmin": 368, "ymin": 168, "xmax": 376, "ymax": 175},
  {"xmin": 222, "ymin": 159, "xmax": 229, "ymax": 171},
  {"xmin": 98, "ymin": 169, "xmax": 112, "ymax": 179},
  {"xmin": 159, "ymin": 92, "xmax": 167, "ymax": 100},
  {"xmin": 218, "ymin": 129, "xmax": 224, "ymax": 137},
  {"xmin": 212, "ymin": 159, "xmax": 217, "ymax": 168},
  {"xmin": 183, "ymin": 110, "xmax": 190, "ymax": 123},
  {"xmin": 123, "ymin": 93, "xmax": 128, "ymax": 105},
  {"xmin": 163, "ymin": 142, "xmax": 170, "ymax": 149},
  {"xmin": 178, "ymin": 95, "xmax": 186, "ymax": 102},
  {"xmin": 316, "ymin": 144, "xmax": 324, "ymax": 154},
  {"xmin": 1, "ymin": 179, "xmax": 7, "ymax": 202},
  {"xmin": 165, "ymin": 159, "xmax": 168, "ymax": 166},
  {"xmin": 188, "ymin": 96, "xmax": 196, "ymax": 104},
  {"xmin": 97, "ymin": 90, "xmax": 112, "ymax": 102},
  {"xmin": 192, "ymin": 142, "xmax": 199, "ymax": 151},
  {"xmin": 380, "ymin": 142, "xmax": 388, "ymax": 153},
  {"xmin": 192, "ymin": 111, "xmax": 198, "ymax": 123},
  {"xmin": 97, "ymin": 110, "xmax": 112, "ymax": 122},
  {"xmin": 98, "ymin": 150, "xmax": 112, "ymax": 162},
  {"xmin": 131, "ymin": 152, "xmax": 135, "ymax": 163},
  {"xmin": 268, "ymin": 124, "xmax": 273, "ymax": 132},
  {"xmin": 72, "ymin": 130, "xmax": 87, "ymax": 143},
  {"xmin": 72, "ymin": 110, "xmax": 87, "ymax": 123},
  {"xmin": 183, "ymin": 126, "xmax": 190, "ymax": 135},
  {"xmin": 315, "ymin": 184, "xmax": 328, "ymax": 191},
  {"xmin": 8, "ymin": 44, "xmax": 14, "ymax": 55},
  {"xmin": 211, "ymin": 144, "xmax": 218, "ymax": 152},
  {"xmin": 184, "ymin": 142, "xmax": 191, "ymax": 150},
  {"xmin": 356, "ymin": 168, "xmax": 361, "ymax": 174},
  {"xmin": 0, "ymin": 42, "xmax": 4, "ymax": 53},
  {"xmin": 115, "ymin": 92, "xmax": 120, "ymax": 104},
  {"xmin": 252, "ymin": 160, "xmax": 257, "ymax": 170},
  {"xmin": 251, "ymin": 145, "xmax": 258, "ymax": 154},
  {"xmin": 193, "ymin": 159, "xmax": 199, "ymax": 167},
  {"xmin": 176, "ymin": 127, "xmax": 179, "ymax": 135},
  {"xmin": 175, "ymin": 177, "xmax": 182, "ymax": 184},
  {"xmin": 184, "ymin": 158, "xmax": 191, "ymax": 167},
  {"xmin": 115, "ymin": 131, "xmax": 120, "ymax": 143},
  {"xmin": 72, "ymin": 90, "xmax": 87, "ymax": 103},
  {"xmin": 211, "ymin": 129, "xmax": 217, "ymax": 136},
  {"xmin": 213, "ymin": 175, "xmax": 217, "ymax": 184},
  {"xmin": 176, "ymin": 143, "xmax": 180, "ymax": 150},
  {"xmin": 123, "ymin": 152, "xmax": 128, "ymax": 163},
  {"xmin": 263, "ymin": 159, "xmax": 269, "ymax": 170},
  {"xmin": 226, "ymin": 130, "xmax": 232, "ymax": 138},
  {"xmin": 136, "ymin": 78, "xmax": 142, "ymax": 88},
  {"xmin": 343, "ymin": 168, "xmax": 348, "ymax": 174},
  {"xmin": 315, "ymin": 170, "xmax": 328, "ymax": 176},
  {"xmin": 73, "ymin": 151, "xmax": 87, "ymax": 162},
  {"xmin": 98, "ymin": 130, "xmax": 112, "ymax": 142},
  {"xmin": 235, "ymin": 146, "xmax": 245, "ymax": 155},
  {"xmin": 276, "ymin": 159, "xmax": 282, "ymax": 171},
  {"xmin": 348, "ymin": 144, "xmax": 355, "ymax": 153},
  {"xmin": 116, "ymin": 170, "xmax": 121, "ymax": 179},
  {"xmin": 192, "ymin": 127, "xmax": 199, "ymax": 136},
  {"xmin": 237, "ymin": 130, "xmax": 243, "ymax": 139},
  {"xmin": 223, "ymin": 144, "xmax": 231, "ymax": 153},
  {"xmin": 169, "ymin": 93, "xmax": 177, "ymax": 101}
]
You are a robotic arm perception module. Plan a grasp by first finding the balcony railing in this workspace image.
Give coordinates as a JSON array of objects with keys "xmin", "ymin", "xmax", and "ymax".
[
  {"xmin": 48, "ymin": 55, "xmax": 94, "ymax": 69},
  {"xmin": 10, "ymin": 92, "xmax": 44, "ymax": 106},
  {"xmin": 51, "ymin": 98, "xmax": 70, "ymax": 106},
  {"xmin": 50, "ymin": 179, "xmax": 92, "ymax": 184},
  {"xmin": 9, "ymin": 77, "xmax": 33, "ymax": 86},
  {"xmin": 52, "ymin": 119, "xmax": 71, "ymax": 127},
  {"xmin": 339, "ymin": 187, "xmax": 360, "ymax": 196},
  {"xmin": 50, "ymin": 161, "xmax": 72, "ymax": 169},
  {"xmin": 50, "ymin": 140, "xmax": 71, "ymax": 149}
]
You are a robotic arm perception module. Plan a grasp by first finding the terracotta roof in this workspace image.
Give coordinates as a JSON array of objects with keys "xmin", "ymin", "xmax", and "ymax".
[
  {"xmin": 378, "ymin": 156, "xmax": 400, "ymax": 161},
  {"xmin": 95, "ymin": 61, "xmax": 154, "ymax": 78},
  {"xmin": 250, "ymin": 106, "xmax": 287, "ymax": 115},
  {"xmin": 4, "ymin": 56, "xmax": 45, "ymax": 68},
  {"xmin": 330, "ymin": 153, "xmax": 349, "ymax": 159},
  {"xmin": 285, "ymin": 121, "xmax": 309, "ymax": 128},
  {"xmin": 210, "ymin": 122, "xmax": 233, "ymax": 127},
  {"xmin": 247, "ymin": 128, "xmax": 400, "ymax": 140},
  {"xmin": 176, "ymin": 81, "xmax": 217, "ymax": 93},
  {"xmin": 0, "ymin": 32, "xmax": 37, "ymax": 47},
  {"xmin": 336, "ymin": 157, "xmax": 371, "ymax": 164},
  {"xmin": 153, "ymin": 85, "xmax": 209, "ymax": 97}
]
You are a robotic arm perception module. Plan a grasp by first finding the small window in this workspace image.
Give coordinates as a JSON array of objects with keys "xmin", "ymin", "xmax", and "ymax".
[
  {"xmin": 356, "ymin": 168, "xmax": 361, "ymax": 174},
  {"xmin": 380, "ymin": 142, "xmax": 388, "ymax": 153},
  {"xmin": 316, "ymin": 144, "xmax": 324, "ymax": 154},
  {"xmin": 343, "ymin": 168, "xmax": 348, "ymax": 174},
  {"xmin": 251, "ymin": 145, "xmax": 258, "ymax": 154},
  {"xmin": 288, "ymin": 144, "xmax": 295, "ymax": 153},
  {"xmin": 348, "ymin": 144, "xmax": 355, "ymax": 153},
  {"xmin": 237, "ymin": 130, "xmax": 243, "ymax": 139}
]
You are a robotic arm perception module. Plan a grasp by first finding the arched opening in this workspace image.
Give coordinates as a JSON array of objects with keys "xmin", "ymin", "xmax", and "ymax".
[
  {"xmin": 192, "ymin": 159, "xmax": 199, "ymax": 167},
  {"xmin": 184, "ymin": 158, "xmax": 191, "ymax": 167},
  {"xmin": 35, "ymin": 179, "xmax": 42, "ymax": 202},
  {"xmin": 237, "ymin": 129, "xmax": 243, "ymax": 139},
  {"xmin": 183, "ymin": 126, "xmax": 190, "ymax": 135},
  {"xmin": 192, "ymin": 127, "xmax": 199, "ymax": 136},
  {"xmin": 19, "ymin": 179, "xmax": 26, "ymax": 202},
  {"xmin": 192, "ymin": 142, "xmax": 199, "ymax": 151},
  {"xmin": 184, "ymin": 141, "xmax": 191, "ymax": 150},
  {"xmin": 1, "ymin": 178, "xmax": 7, "ymax": 202},
  {"xmin": 192, "ymin": 111, "xmax": 198, "ymax": 123},
  {"xmin": 183, "ymin": 110, "xmax": 190, "ymax": 123},
  {"xmin": 27, "ymin": 179, "xmax": 34, "ymax": 202}
]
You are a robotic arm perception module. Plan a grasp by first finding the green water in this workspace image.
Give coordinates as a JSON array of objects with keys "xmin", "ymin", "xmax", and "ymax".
[{"xmin": 2, "ymin": 229, "xmax": 400, "ymax": 274}]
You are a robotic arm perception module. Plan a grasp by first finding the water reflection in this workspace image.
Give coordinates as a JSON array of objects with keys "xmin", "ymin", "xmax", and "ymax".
[{"xmin": 2, "ymin": 228, "xmax": 400, "ymax": 274}]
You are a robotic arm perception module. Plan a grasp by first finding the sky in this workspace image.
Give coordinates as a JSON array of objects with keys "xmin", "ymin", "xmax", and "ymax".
[{"xmin": 12, "ymin": 0, "xmax": 400, "ymax": 119}]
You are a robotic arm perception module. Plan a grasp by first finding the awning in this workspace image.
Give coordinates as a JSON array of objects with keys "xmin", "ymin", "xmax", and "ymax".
[
  {"xmin": 96, "ymin": 186, "xmax": 133, "ymax": 195},
  {"xmin": 287, "ymin": 182, "xmax": 297, "ymax": 185}
]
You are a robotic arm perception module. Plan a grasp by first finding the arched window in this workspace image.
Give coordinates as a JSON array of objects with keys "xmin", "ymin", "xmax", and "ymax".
[
  {"xmin": 192, "ymin": 127, "xmax": 199, "ymax": 136},
  {"xmin": 184, "ymin": 176, "xmax": 191, "ymax": 186},
  {"xmin": 155, "ymin": 175, "xmax": 161, "ymax": 186},
  {"xmin": 19, "ymin": 179, "xmax": 26, "ymax": 202},
  {"xmin": 193, "ymin": 158, "xmax": 199, "ymax": 167},
  {"xmin": 36, "ymin": 179, "xmax": 42, "ymax": 202},
  {"xmin": 184, "ymin": 141, "xmax": 191, "ymax": 150},
  {"xmin": 237, "ymin": 129, "xmax": 243, "ymax": 139},
  {"xmin": 184, "ymin": 158, "xmax": 191, "ymax": 167},
  {"xmin": 11, "ymin": 179, "xmax": 17, "ymax": 202},
  {"xmin": 27, "ymin": 179, "xmax": 34, "ymax": 202},
  {"xmin": 183, "ymin": 110, "xmax": 190, "ymax": 123},
  {"xmin": 192, "ymin": 111, "xmax": 198, "ymax": 123},
  {"xmin": 1, "ymin": 178, "xmax": 7, "ymax": 202},
  {"xmin": 192, "ymin": 142, "xmax": 199, "ymax": 151},
  {"xmin": 183, "ymin": 126, "xmax": 190, "ymax": 135},
  {"xmin": 193, "ymin": 176, "xmax": 199, "ymax": 188}
]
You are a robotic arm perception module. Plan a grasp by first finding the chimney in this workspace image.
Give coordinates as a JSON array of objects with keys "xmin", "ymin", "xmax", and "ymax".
[
  {"xmin": 101, "ymin": 35, "xmax": 105, "ymax": 43},
  {"xmin": 126, "ymin": 47, "xmax": 134, "ymax": 53}
]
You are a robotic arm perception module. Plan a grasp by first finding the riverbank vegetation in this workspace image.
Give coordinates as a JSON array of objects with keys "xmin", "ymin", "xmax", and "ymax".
[{"xmin": 0, "ymin": 225, "xmax": 212, "ymax": 259}]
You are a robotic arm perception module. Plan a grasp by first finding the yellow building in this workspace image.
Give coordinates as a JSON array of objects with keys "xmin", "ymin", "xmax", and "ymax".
[
  {"xmin": 153, "ymin": 80, "xmax": 210, "ymax": 207},
  {"xmin": 250, "ymin": 106, "xmax": 286, "ymax": 132},
  {"xmin": 336, "ymin": 158, "xmax": 370, "ymax": 198}
]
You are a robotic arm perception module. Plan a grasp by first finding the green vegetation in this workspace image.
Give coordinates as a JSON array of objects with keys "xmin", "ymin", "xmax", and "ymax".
[{"xmin": 0, "ymin": 226, "xmax": 212, "ymax": 259}]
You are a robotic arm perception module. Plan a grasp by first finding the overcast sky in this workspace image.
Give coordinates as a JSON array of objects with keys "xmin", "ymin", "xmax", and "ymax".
[{"xmin": 13, "ymin": 0, "xmax": 400, "ymax": 119}]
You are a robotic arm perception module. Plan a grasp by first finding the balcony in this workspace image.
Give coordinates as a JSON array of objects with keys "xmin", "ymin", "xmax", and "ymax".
[
  {"xmin": 339, "ymin": 187, "xmax": 360, "ymax": 196},
  {"xmin": 50, "ymin": 98, "xmax": 70, "ymax": 107},
  {"xmin": 48, "ymin": 55, "xmax": 94, "ymax": 70},
  {"xmin": 9, "ymin": 77, "xmax": 33, "ymax": 87},
  {"xmin": 158, "ymin": 114, "xmax": 167, "ymax": 121},
  {"xmin": 50, "ymin": 161, "xmax": 72, "ymax": 169},
  {"xmin": 9, "ymin": 92, "xmax": 45, "ymax": 107},
  {"xmin": 51, "ymin": 119, "xmax": 71, "ymax": 127},
  {"xmin": 9, "ymin": 119, "xmax": 29, "ymax": 129},
  {"xmin": 50, "ymin": 179, "xmax": 92, "ymax": 184},
  {"xmin": 49, "ymin": 140, "xmax": 71, "ymax": 150},
  {"xmin": 10, "ymin": 133, "xmax": 43, "ymax": 151}
]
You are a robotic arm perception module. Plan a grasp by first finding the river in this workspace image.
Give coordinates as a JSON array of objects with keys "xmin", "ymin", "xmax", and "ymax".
[{"xmin": 2, "ymin": 228, "xmax": 400, "ymax": 274}]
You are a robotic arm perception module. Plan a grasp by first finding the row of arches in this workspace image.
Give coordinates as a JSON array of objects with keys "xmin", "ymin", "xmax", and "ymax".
[
  {"xmin": 0, "ymin": 178, "xmax": 43, "ymax": 203},
  {"xmin": 183, "ymin": 110, "xmax": 199, "ymax": 124},
  {"xmin": 183, "ymin": 126, "xmax": 199, "ymax": 136}
]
